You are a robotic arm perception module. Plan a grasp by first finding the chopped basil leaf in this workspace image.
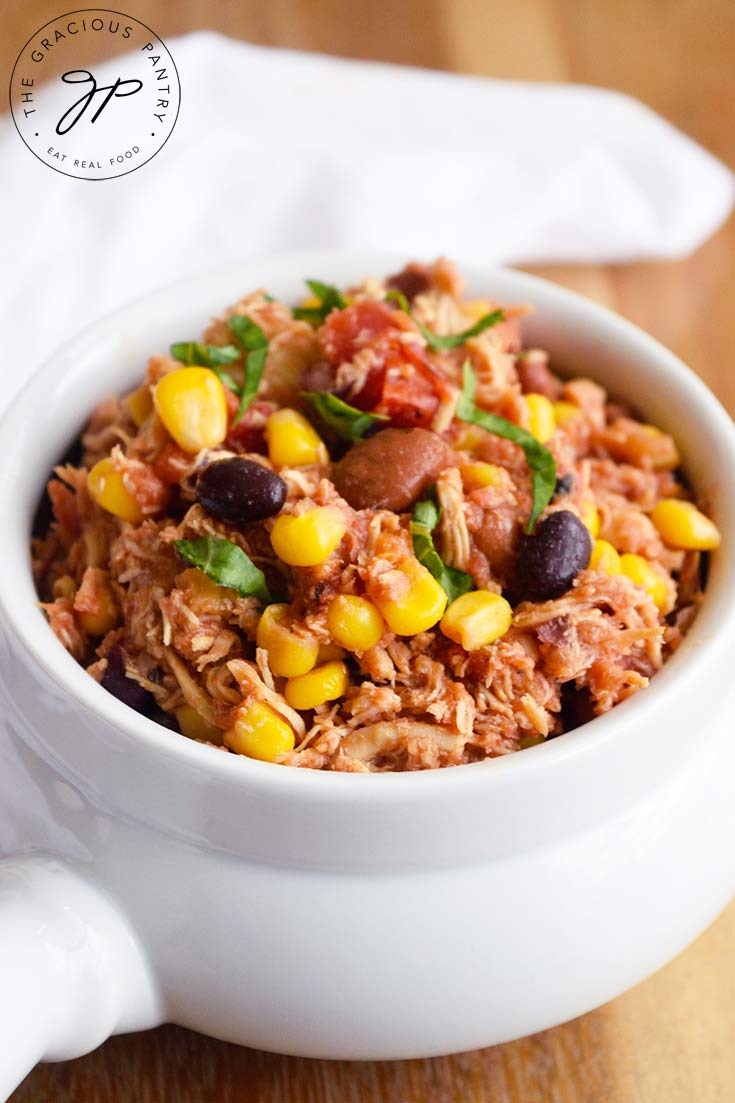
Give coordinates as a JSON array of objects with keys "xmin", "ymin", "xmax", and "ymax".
[
  {"xmin": 423, "ymin": 309, "xmax": 505, "ymax": 350},
  {"xmin": 209, "ymin": 366, "xmax": 240, "ymax": 394},
  {"xmin": 229, "ymin": 315, "xmax": 268, "ymax": 353},
  {"xmin": 385, "ymin": 288, "xmax": 410, "ymax": 312},
  {"xmin": 306, "ymin": 279, "xmax": 347, "ymax": 305},
  {"xmin": 410, "ymin": 499, "xmax": 474, "ymax": 604},
  {"xmin": 170, "ymin": 323, "xmax": 270, "ymax": 426},
  {"xmin": 457, "ymin": 361, "xmax": 556, "ymax": 533},
  {"xmin": 234, "ymin": 345, "xmax": 268, "ymax": 424},
  {"xmin": 293, "ymin": 279, "xmax": 347, "ymax": 325},
  {"xmin": 228, "ymin": 316, "xmax": 269, "ymax": 425},
  {"xmin": 175, "ymin": 536, "xmax": 271, "ymax": 604},
  {"xmin": 170, "ymin": 341, "xmax": 241, "ymax": 368},
  {"xmin": 303, "ymin": 392, "xmax": 389, "ymax": 442},
  {"xmin": 412, "ymin": 497, "xmax": 441, "ymax": 531},
  {"xmin": 291, "ymin": 307, "xmax": 323, "ymax": 326},
  {"xmin": 385, "ymin": 291, "xmax": 505, "ymax": 351}
]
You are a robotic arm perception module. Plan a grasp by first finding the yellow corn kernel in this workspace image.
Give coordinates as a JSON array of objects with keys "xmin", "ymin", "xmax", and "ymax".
[
  {"xmin": 224, "ymin": 701, "xmax": 295, "ymax": 761},
  {"xmin": 77, "ymin": 606, "xmax": 117, "ymax": 638},
  {"xmin": 589, "ymin": 539, "xmax": 622, "ymax": 576},
  {"xmin": 88, "ymin": 457, "xmax": 143, "ymax": 523},
  {"xmin": 270, "ymin": 507, "xmax": 346, "ymax": 567},
  {"xmin": 75, "ymin": 573, "xmax": 119, "ymax": 637},
  {"xmin": 628, "ymin": 423, "xmax": 680, "ymax": 470},
  {"xmin": 620, "ymin": 553, "xmax": 669, "ymax": 612},
  {"xmin": 300, "ymin": 293, "xmax": 321, "ymax": 309},
  {"xmin": 440, "ymin": 591, "xmax": 512, "ymax": 651},
  {"xmin": 53, "ymin": 574, "xmax": 77, "ymax": 600},
  {"xmin": 453, "ymin": 424, "xmax": 487, "ymax": 452},
  {"xmin": 124, "ymin": 384, "xmax": 153, "ymax": 427},
  {"xmin": 154, "ymin": 367, "xmax": 228, "ymax": 453},
  {"xmin": 460, "ymin": 462, "xmax": 504, "ymax": 490},
  {"xmin": 284, "ymin": 661, "xmax": 349, "ymax": 711},
  {"xmin": 177, "ymin": 567, "xmax": 237, "ymax": 604},
  {"xmin": 553, "ymin": 400, "xmax": 582, "ymax": 426},
  {"xmin": 374, "ymin": 558, "xmax": 448, "ymax": 636},
  {"xmin": 579, "ymin": 499, "xmax": 600, "ymax": 538},
  {"xmin": 256, "ymin": 603, "xmax": 320, "ymax": 678},
  {"xmin": 650, "ymin": 499, "xmax": 721, "ymax": 551},
  {"xmin": 175, "ymin": 704, "xmax": 223, "ymax": 744},
  {"xmin": 463, "ymin": 298, "xmax": 492, "ymax": 321},
  {"xmin": 327, "ymin": 594, "xmax": 385, "ymax": 652},
  {"xmin": 318, "ymin": 641, "xmax": 348, "ymax": 663},
  {"xmin": 525, "ymin": 393, "xmax": 556, "ymax": 443},
  {"xmin": 265, "ymin": 408, "xmax": 328, "ymax": 468}
]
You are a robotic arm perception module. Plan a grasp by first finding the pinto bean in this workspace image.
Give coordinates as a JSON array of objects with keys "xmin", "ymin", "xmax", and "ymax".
[
  {"xmin": 386, "ymin": 263, "xmax": 433, "ymax": 302},
  {"xmin": 331, "ymin": 428, "xmax": 452, "ymax": 512},
  {"xmin": 301, "ymin": 360, "xmax": 337, "ymax": 394},
  {"xmin": 515, "ymin": 350, "xmax": 561, "ymax": 400},
  {"xmin": 471, "ymin": 499, "xmax": 521, "ymax": 585}
]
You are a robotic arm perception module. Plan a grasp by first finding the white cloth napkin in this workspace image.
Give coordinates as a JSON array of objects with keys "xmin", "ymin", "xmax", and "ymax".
[{"xmin": 1, "ymin": 31, "xmax": 733, "ymax": 375}]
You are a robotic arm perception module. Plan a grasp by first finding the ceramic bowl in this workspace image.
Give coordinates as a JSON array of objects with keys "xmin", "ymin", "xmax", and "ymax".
[{"xmin": 0, "ymin": 252, "xmax": 733, "ymax": 1097}]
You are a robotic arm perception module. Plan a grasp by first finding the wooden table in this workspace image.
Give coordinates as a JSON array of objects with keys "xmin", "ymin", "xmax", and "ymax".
[{"xmin": 7, "ymin": 1, "xmax": 735, "ymax": 1100}]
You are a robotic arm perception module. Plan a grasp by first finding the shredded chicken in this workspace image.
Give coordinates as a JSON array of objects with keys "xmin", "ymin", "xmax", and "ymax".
[
  {"xmin": 32, "ymin": 258, "xmax": 711, "ymax": 771},
  {"xmin": 436, "ymin": 467, "xmax": 471, "ymax": 571}
]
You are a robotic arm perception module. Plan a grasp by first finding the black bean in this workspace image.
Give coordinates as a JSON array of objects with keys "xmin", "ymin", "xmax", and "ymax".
[
  {"xmin": 516, "ymin": 510, "xmax": 592, "ymax": 601},
  {"xmin": 149, "ymin": 706, "xmax": 179, "ymax": 730},
  {"xmin": 552, "ymin": 472, "xmax": 575, "ymax": 500},
  {"xmin": 102, "ymin": 647, "xmax": 157, "ymax": 716},
  {"xmin": 559, "ymin": 683, "xmax": 595, "ymax": 733},
  {"xmin": 196, "ymin": 458, "xmax": 286, "ymax": 524}
]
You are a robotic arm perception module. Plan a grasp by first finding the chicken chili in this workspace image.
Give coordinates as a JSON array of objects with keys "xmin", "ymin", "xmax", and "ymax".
[{"xmin": 33, "ymin": 260, "xmax": 721, "ymax": 771}]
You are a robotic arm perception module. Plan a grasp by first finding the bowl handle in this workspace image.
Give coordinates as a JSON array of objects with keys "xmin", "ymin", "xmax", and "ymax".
[{"xmin": 0, "ymin": 852, "xmax": 161, "ymax": 1098}]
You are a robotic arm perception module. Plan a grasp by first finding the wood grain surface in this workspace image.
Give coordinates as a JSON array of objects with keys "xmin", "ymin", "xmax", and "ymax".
[{"xmin": 6, "ymin": 1, "xmax": 735, "ymax": 1100}]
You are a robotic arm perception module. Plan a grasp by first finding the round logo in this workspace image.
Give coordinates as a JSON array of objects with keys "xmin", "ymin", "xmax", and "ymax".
[{"xmin": 9, "ymin": 9, "xmax": 180, "ymax": 180}]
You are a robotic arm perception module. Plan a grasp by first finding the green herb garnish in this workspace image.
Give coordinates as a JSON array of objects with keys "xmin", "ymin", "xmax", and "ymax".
[
  {"xmin": 170, "ymin": 341, "xmax": 241, "ymax": 368},
  {"xmin": 410, "ymin": 498, "xmax": 475, "ymax": 603},
  {"xmin": 385, "ymin": 290, "xmax": 505, "ymax": 351},
  {"xmin": 228, "ymin": 315, "xmax": 269, "ymax": 426},
  {"xmin": 456, "ymin": 361, "xmax": 556, "ymax": 533},
  {"xmin": 175, "ymin": 536, "xmax": 271, "ymax": 604},
  {"xmin": 170, "ymin": 320, "xmax": 269, "ymax": 427},
  {"xmin": 170, "ymin": 341, "xmax": 242, "ymax": 394},
  {"xmin": 208, "ymin": 367, "xmax": 241, "ymax": 394},
  {"xmin": 423, "ymin": 308, "xmax": 505, "ymax": 350},
  {"xmin": 293, "ymin": 279, "xmax": 347, "ymax": 325},
  {"xmin": 302, "ymin": 392, "xmax": 389, "ymax": 442}
]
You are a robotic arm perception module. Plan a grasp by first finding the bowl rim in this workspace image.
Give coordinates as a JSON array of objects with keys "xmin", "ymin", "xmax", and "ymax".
[{"xmin": 1, "ymin": 248, "xmax": 734, "ymax": 801}]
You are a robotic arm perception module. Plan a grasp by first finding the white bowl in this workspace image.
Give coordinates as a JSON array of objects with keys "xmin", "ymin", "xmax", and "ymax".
[{"xmin": 0, "ymin": 252, "xmax": 733, "ymax": 1095}]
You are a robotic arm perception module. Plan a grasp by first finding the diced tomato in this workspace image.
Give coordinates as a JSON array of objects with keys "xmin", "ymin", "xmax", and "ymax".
[
  {"xmin": 351, "ymin": 338, "xmax": 453, "ymax": 429},
  {"xmin": 153, "ymin": 442, "xmax": 192, "ymax": 486},
  {"xmin": 225, "ymin": 400, "xmax": 276, "ymax": 453},
  {"xmin": 321, "ymin": 300, "xmax": 408, "ymax": 365},
  {"xmin": 223, "ymin": 386, "xmax": 239, "ymax": 421},
  {"xmin": 376, "ymin": 368, "xmax": 439, "ymax": 427},
  {"xmin": 125, "ymin": 461, "xmax": 170, "ymax": 513},
  {"xmin": 320, "ymin": 300, "xmax": 454, "ymax": 429}
]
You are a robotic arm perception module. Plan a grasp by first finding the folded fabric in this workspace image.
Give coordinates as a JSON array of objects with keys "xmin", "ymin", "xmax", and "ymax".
[{"xmin": 1, "ymin": 31, "xmax": 733, "ymax": 375}]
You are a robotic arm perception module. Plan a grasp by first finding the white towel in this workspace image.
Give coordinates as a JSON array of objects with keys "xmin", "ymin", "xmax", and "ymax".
[{"xmin": 2, "ymin": 31, "xmax": 733, "ymax": 374}]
